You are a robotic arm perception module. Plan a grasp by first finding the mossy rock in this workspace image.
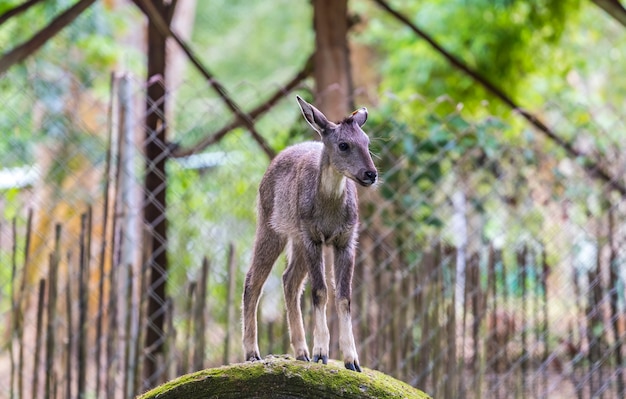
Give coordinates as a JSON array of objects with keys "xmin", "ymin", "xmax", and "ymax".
[{"xmin": 137, "ymin": 355, "xmax": 432, "ymax": 399}]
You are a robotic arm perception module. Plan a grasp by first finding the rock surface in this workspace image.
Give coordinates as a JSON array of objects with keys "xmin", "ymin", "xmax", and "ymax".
[{"xmin": 137, "ymin": 355, "xmax": 432, "ymax": 399}]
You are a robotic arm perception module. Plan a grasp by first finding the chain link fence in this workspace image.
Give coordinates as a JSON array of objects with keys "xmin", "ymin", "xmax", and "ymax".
[{"xmin": 1, "ymin": 2, "xmax": 625, "ymax": 399}]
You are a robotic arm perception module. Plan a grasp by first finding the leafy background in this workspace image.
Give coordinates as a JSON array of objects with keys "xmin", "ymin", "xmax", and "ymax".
[{"xmin": 1, "ymin": 0, "xmax": 625, "ymax": 398}]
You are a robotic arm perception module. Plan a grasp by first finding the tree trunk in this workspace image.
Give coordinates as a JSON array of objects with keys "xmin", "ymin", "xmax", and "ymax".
[
  {"xmin": 312, "ymin": 0, "xmax": 353, "ymax": 120},
  {"xmin": 137, "ymin": 356, "xmax": 431, "ymax": 399}
]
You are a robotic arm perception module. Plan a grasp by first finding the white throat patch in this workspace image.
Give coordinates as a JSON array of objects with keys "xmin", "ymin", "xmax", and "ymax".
[{"xmin": 320, "ymin": 165, "xmax": 346, "ymax": 198}]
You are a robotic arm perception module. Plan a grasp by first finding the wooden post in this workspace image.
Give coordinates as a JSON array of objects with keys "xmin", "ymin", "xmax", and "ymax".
[
  {"xmin": 142, "ymin": 0, "xmax": 177, "ymax": 387},
  {"xmin": 224, "ymin": 244, "xmax": 237, "ymax": 365},
  {"xmin": 193, "ymin": 257, "xmax": 209, "ymax": 371},
  {"xmin": 44, "ymin": 224, "xmax": 61, "ymax": 399}
]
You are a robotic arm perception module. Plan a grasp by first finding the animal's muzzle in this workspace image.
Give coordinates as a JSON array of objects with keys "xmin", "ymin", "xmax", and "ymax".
[{"xmin": 358, "ymin": 170, "xmax": 377, "ymax": 186}]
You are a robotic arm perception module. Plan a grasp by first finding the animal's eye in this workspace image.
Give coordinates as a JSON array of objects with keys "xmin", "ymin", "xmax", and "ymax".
[{"xmin": 338, "ymin": 142, "xmax": 349, "ymax": 152}]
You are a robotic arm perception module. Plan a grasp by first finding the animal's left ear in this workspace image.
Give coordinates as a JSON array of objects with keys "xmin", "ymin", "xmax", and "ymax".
[{"xmin": 350, "ymin": 108, "xmax": 368, "ymax": 127}]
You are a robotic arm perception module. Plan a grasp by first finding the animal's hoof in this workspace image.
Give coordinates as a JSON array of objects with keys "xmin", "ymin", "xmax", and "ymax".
[
  {"xmin": 296, "ymin": 354, "xmax": 311, "ymax": 362},
  {"xmin": 344, "ymin": 361, "xmax": 362, "ymax": 372},
  {"xmin": 313, "ymin": 354, "xmax": 328, "ymax": 364},
  {"xmin": 246, "ymin": 352, "xmax": 262, "ymax": 362}
]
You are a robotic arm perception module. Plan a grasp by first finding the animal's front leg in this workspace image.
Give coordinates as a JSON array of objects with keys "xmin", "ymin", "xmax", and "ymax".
[
  {"xmin": 334, "ymin": 246, "xmax": 361, "ymax": 372},
  {"xmin": 304, "ymin": 240, "xmax": 330, "ymax": 364}
]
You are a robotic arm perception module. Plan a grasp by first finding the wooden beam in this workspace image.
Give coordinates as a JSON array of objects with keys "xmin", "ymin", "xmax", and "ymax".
[
  {"xmin": 134, "ymin": 0, "xmax": 276, "ymax": 159},
  {"xmin": 0, "ymin": 0, "xmax": 45, "ymax": 26},
  {"xmin": 0, "ymin": 0, "xmax": 96, "ymax": 76},
  {"xmin": 592, "ymin": 0, "xmax": 626, "ymax": 27}
]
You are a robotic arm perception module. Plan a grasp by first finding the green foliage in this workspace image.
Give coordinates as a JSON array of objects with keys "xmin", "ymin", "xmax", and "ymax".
[
  {"xmin": 169, "ymin": 0, "xmax": 313, "ymax": 150},
  {"xmin": 166, "ymin": 132, "xmax": 266, "ymax": 315},
  {"xmin": 0, "ymin": 2, "xmax": 140, "ymax": 167},
  {"xmin": 165, "ymin": 0, "xmax": 316, "ymax": 314},
  {"xmin": 351, "ymin": 0, "xmax": 626, "ymax": 267},
  {"xmin": 369, "ymin": 93, "xmax": 538, "ymax": 246},
  {"xmin": 191, "ymin": 0, "xmax": 313, "ymax": 89},
  {"xmin": 357, "ymin": 0, "xmax": 581, "ymax": 113},
  {"xmin": 1, "ymin": 0, "xmax": 624, "ymax": 370}
]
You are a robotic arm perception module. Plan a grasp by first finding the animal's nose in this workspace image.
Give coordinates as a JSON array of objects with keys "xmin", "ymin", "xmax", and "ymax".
[{"xmin": 364, "ymin": 170, "xmax": 377, "ymax": 183}]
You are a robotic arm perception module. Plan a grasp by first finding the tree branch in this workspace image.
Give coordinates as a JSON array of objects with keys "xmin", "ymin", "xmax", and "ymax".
[
  {"xmin": 173, "ymin": 55, "xmax": 314, "ymax": 158},
  {"xmin": 372, "ymin": 0, "xmax": 626, "ymax": 197},
  {"xmin": 0, "ymin": 0, "xmax": 45, "ymax": 26},
  {"xmin": 133, "ymin": 0, "xmax": 276, "ymax": 159},
  {"xmin": 0, "ymin": 0, "xmax": 96, "ymax": 76},
  {"xmin": 591, "ymin": 0, "xmax": 626, "ymax": 27}
]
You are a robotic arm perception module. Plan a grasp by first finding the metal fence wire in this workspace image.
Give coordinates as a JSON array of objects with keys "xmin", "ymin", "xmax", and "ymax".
[{"xmin": 1, "ymin": 2, "xmax": 625, "ymax": 399}]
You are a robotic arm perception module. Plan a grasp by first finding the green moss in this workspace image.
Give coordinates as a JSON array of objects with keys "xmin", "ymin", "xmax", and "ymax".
[{"xmin": 137, "ymin": 355, "xmax": 431, "ymax": 399}]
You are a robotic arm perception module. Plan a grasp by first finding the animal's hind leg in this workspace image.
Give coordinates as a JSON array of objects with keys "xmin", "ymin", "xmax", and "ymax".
[
  {"xmin": 242, "ymin": 223, "xmax": 285, "ymax": 361},
  {"xmin": 283, "ymin": 239, "xmax": 310, "ymax": 361}
]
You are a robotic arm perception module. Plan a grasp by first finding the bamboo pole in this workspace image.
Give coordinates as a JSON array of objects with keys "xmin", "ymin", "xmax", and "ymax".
[
  {"xmin": 224, "ymin": 244, "xmax": 237, "ymax": 365},
  {"xmin": 193, "ymin": 257, "xmax": 209, "ymax": 371},
  {"xmin": 585, "ymin": 266, "xmax": 598, "ymax": 398},
  {"xmin": 431, "ymin": 243, "xmax": 443, "ymax": 398},
  {"xmin": 104, "ymin": 71, "xmax": 121, "ymax": 399},
  {"xmin": 608, "ymin": 205, "xmax": 625, "ymax": 396},
  {"xmin": 540, "ymin": 244, "xmax": 550, "ymax": 399},
  {"xmin": 182, "ymin": 281, "xmax": 196, "ymax": 374},
  {"xmin": 9, "ymin": 219, "xmax": 16, "ymax": 399},
  {"xmin": 531, "ymin": 249, "xmax": 540, "ymax": 398},
  {"xmin": 418, "ymin": 250, "xmax": 433, "ymax": 390},
  {"xmin": 123, "ymin": 265, "xmax": 134, "ymax": 399},
  {"xmin": 445, "ymin": 249, "xmax": 458, "ymax": 399},
  {"xmin": 94, "ymin": 71, "xmax": 117, "ymax": 399},
  {"xmin": 519, "ymin": 246, "xmax": 528, "ymax": 393},
  {"xmin": 571, "ymin": 259, "xmax": 585, "ymax": 399},
  {"xmin": 501, "ymin": 246, "xmax": 510, "ymax": 377},
  {"xmin": 32, "ymin": 278, "xmax": 46, "ymax": 399},
  {"xmin": 389, "ymin": 256, "xmax": 399, "ymax": 377},
  {"xmin": 105, "ymin": 242, "xmax": 118, "ymax": 399},
  {"xmin": 458, "ymin": 247, "xmax": 469, "ymax": 399},
  {"xmin": 486, "ymin": 245, "xmax": 497, "ymax": 375},
  {"xmin": 165, "ymin": 298, "xmax": 176, "ymax": 381},
  {"xmin": 133, "ymin": 260, "xmax": 149, "ymax": 397},
  {"xmin": 65, "ymin": 252, "xmax": 73, "ymax": 399},
  {"xmin": 357, "ymin": 234, "xmax": 371, "ymax": 368},
  {"xmin": 18, "ymin": 208, "xmax": 33, "ymax": 399},
  {"xmin": 399, "ymin": 247, "xmax": 413, "ymax": 381},
  {"xmin": 45, "ymin": 224, "xmax": 61, "ymax": 399},
  {"xmin": 469, "ymin": 252, "xmax": 483, "ymax": 399},
  {"xmin": 77, "ymin": 213, "xmax": 89, "ymax": 397}
]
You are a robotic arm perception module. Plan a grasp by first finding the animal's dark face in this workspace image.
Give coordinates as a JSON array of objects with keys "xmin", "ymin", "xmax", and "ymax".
[
  {"xmin": 323, "ymin": 119, "xmax": 377, "ymax": 187},
  {"xmin": 296, "ymin": 96, "xmax": 377, "ymax": 187}
]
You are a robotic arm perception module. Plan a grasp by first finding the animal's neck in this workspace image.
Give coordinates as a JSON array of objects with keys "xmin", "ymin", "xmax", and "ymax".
[{"xmin": 319, "ymin": 151, "xmax": 346, "ymax": 199}]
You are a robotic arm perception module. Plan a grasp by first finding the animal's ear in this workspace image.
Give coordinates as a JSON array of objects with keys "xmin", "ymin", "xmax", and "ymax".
[
  {"xmin": 296, "ymin": 95, "xmax": 333, "ymax": 135},
  {"xmin": 350, "ymin": 107, "xmax": 368, "ymax": 127}
]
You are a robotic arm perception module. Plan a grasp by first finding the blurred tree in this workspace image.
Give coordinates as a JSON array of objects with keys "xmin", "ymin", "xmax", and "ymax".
[{"xmin": 312, "ymin": 0, "xmax": 352, "ymax": 119}]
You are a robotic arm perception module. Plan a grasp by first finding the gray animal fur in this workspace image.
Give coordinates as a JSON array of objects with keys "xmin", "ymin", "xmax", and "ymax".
[{"xmin": 242, "ymin": 95, "xmax": 377, "ymax": 372}]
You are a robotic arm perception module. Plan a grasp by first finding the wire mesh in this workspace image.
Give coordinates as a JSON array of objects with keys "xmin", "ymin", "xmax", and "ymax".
[{"xmin": 0, "ymin": 1, "xmax": 625, "ymax": 399}]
